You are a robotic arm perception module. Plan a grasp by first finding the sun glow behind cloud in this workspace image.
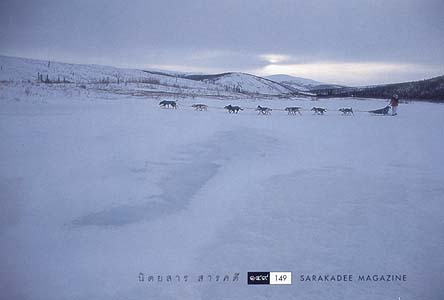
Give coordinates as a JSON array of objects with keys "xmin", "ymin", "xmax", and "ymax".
[{"xmin": 259, "ymin": 54, "xmax": 291, "ymax": 64}]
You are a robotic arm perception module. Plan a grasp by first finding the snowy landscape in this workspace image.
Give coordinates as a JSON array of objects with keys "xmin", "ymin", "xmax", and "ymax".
[
  {"xmin": 0, "ymin": 55, "xmax": 307, "ymax": 99},
  {"xmin": 1, "ymin": 55, "xmax": 444, "ymax": 300}
]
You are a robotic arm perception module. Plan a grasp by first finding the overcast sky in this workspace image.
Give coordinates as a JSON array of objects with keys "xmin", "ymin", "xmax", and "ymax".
[{"xmin": 1, "ymin": 0, "xmax": 443, "ymax": 85}]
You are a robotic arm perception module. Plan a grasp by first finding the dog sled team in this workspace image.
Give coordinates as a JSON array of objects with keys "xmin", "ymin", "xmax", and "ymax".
[{"xmin": 158, "ymin": 94, "xmax": 400, "ymax": 117}]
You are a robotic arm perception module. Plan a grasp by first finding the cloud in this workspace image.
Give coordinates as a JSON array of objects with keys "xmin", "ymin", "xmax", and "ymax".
[
  {"xmin": 0, "ymin": 0, "xmax": 443, "ymax": 85},
  {"xmin": 254, "ymin": 62, "xmax": 443, "ymax": 86}
]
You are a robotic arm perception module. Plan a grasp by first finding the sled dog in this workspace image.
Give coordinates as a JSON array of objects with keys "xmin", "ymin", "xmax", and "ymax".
[
  {"xmin": 192, "ymin": 104, "xmax": 208, "ymax": 111},
  {"xmin": 339, "ymin": 107, "xmax": 354, "ymax": 115},
  {"xmin": 311, "ymin": 107, "xmax": 326, "ymax": 115},
  {"xmin": 159, "ymin": 100, "xmax": 177, "ymax": 109},
  {"xmin": 224, "ymin": 105, "xmax": 243, "ymax": 113},
  {"xmin": 255, "ymin": 105, "xmax": 272, "ymax": 115},
  {"xmin": 285, "ymin": 107, "xmax": 302, "ymax": 115}
]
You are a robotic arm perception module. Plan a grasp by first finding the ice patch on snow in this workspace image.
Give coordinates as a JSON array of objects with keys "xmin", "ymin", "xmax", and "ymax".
[{"xmin": 73, "ymin": 160, "xmax": 219, "ymax": 226}]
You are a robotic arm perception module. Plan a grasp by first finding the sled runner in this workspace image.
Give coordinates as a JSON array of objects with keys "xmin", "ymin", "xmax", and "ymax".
[{"xmin": 368, "ymin": 106, "xmax": 390, "ymax": 115}]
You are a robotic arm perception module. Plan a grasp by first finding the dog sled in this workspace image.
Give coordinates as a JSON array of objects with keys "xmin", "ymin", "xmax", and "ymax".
[{"xmin": 368, "ymin": 106, "xmax": 390, "ymax": 115}]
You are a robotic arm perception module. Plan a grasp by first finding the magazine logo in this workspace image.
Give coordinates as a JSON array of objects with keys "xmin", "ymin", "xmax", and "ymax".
[
  {"xmin": 248, "ymin": 272, "xmax": 292, "ymax": 285},
  {"xmin": 248, "ymin": 272, "xmax": 270, "ymax": 285}
]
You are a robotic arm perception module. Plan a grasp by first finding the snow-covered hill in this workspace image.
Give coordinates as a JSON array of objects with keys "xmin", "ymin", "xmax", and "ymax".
[
  {"xmin": 185, "ymin": 72, "xmax": 293, "ymax": 95},
  {"xmin": 0, "ymin": 55, "xmax": 211, "ymax": 89},
  {"xmin": 0, "ymin": 55, "xmax": 295, "ymax": 97},
  {"xmin": 265, "ymin": 74, "xmax": 324, "ymax": 91}
]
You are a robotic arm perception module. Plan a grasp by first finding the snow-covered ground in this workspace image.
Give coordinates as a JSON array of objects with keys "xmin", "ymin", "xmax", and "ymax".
[{"xmin": 1, "ymin": 82, "xmax": 443, "ymax": 300}]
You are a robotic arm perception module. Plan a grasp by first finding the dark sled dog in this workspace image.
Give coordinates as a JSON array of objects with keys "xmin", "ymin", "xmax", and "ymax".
[
  {"xmin": 285, "ymin": 107, "xmax": 302, "ymax": 115},
  {"xmin": 255, "ymin": 105, "xmax": 272, "ymax": 115},
  {"xmin": 311, "ymin": 107, "xmax": 326, "ymax": 115},
  {"xmin": 224, "ymin": 105, "xmax": 243, "ymax": 114},
  {"xmin": 339, "ymin": 107, "xmax": 354, "ymax": 115},
  {"xmin": 159, "ymin": 100, "xmax": 177, "ymax": 109},
  {"xmin": 192, "ymin": 104, "xmax": 208, "ymax": 111}
]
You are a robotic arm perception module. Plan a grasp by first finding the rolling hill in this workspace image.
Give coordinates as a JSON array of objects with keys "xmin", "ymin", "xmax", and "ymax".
[
  {"xmin": 0, "ymin": 55, "xmax": 296, "ymax": 97},
  {"xmin": 265, "ymin": 74, "xmax": 324, "ymax": 91},
  {"xmin": 183, "ymin": 72, "xmax": 293, "ymax": 95}
]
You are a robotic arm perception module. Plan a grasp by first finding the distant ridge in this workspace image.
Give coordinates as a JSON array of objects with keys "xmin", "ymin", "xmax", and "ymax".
[{"xmin": 310, "ymin": 75, "xmax": 444, "ymax": 101}]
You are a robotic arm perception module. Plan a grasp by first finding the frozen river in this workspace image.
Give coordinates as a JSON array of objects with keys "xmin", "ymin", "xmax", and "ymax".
[{"xmin": 1, "ymin": 95, "xmax": 443, "ymax": 300}]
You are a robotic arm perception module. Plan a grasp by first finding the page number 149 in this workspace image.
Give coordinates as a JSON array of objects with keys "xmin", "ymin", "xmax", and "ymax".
[{"xmin": 270, "ymin": 272, "xmax": 292, "ymax": 285}]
